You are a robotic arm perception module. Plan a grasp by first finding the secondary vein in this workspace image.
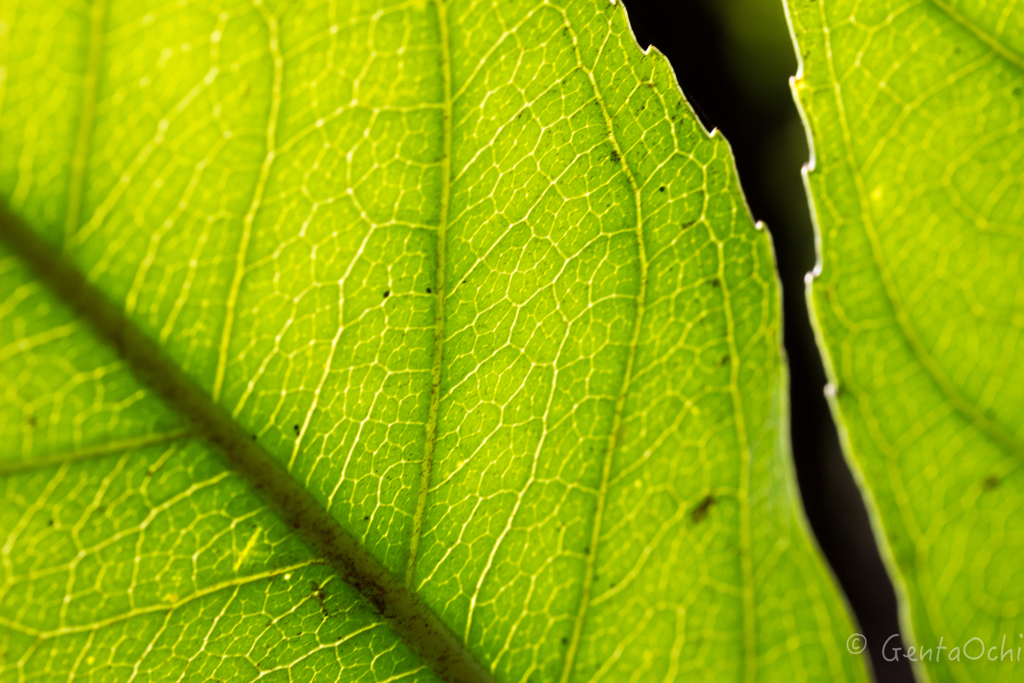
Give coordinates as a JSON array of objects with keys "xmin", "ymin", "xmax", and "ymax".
[
  {"xmin": 63, "ymin": 0, "xmax": 107, "ymax": 246},
  {"xmin": 927, "ymin": 0, "xmax": 1024, "ymax": 71},
  {"xmin": 555, "ymin": 8, "xmax": 648, "ymax": 681},
  {"xmin": 213, "ymin": 1, "xmax": 282, "ymax": 403},
  {"xmin": 406, "ymin": 0, "xmax": 454, "ymax": 590},
  {"xmin": 0, "ymin": 429, "xmax": 191, "ymax": 476},
  {"xmin": 717, "ymin": 213, "xmax": 757, "ymax": 683}
]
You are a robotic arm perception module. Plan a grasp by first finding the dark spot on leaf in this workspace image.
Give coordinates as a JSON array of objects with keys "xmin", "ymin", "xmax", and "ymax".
[
  {"xmin": 658, "ymin": 186, "xmax": 665, "ymax": 192},
  {"xmin": 293, "ymin": 424, "xmax": 300, "ymax": 435},
  {"xmin": 691, "ymin": 495, "xmax": 716, "ymax": 524},
  {"xmin": 426, "ymin": 287, "xmax": 432, "ymax": 293},
  {"xmin": 383, "ymin": 290, "xmax": 390, "ymax": 298},
  {"xmin": 709, "ymin": 278, "xmax": 720, "ymax": 288},
  {"xmin": 561, "ymin": 637, "xmax": 569, "ymax": 646},
  {"xmin": 609, "ymin": 149, "xmax": 620, "ymax": 164},
  {"xmin": 681, "ymin": 218, "xmax": 698, "ymax": 230},
  {"xmin": 311, "ymin": 581, "xmax": 327, "ymax": 614},
  {"xmin": 25, "ymin": 415, "xmax": 36, "ymax": 428},
  {"xmin": 983, "ymin": 475, "xmax": 1000, "ymax": 490},
  {"xmin": 719, "ymin": 354, "xmax": 730, "ymax": 366},
  {"xmin": 47, "ymin": 518, "xmax": 54, "ymax": 527},
  {"xmin": 363, "ymin": 516, "xmax": 370, "ymax": 521},
  {"xmin": 583, "ymin": 546, "xmax": 590, "ymax": 555},
  {"xmin": 366, "ymin": 590, "xmax": 386, "ymax": 614}
]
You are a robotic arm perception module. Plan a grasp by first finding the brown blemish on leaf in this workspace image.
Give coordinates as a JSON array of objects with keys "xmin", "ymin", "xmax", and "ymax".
[{"xmin": 691, "ymin": 495, "xmax": 716, "ymax": 524}]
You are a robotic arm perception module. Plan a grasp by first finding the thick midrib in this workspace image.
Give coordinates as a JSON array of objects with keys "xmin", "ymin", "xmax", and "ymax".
[
  {"xmin": 808, "ymin": 0, "xmax": 1024, "ymax": 457},
  {"xmin": 0, "ymin": 204, "xmax": 495, "ymax": 683},
  {"xmin": 405, "ymin": 0, "xmax": 453, "ymax": 589}
]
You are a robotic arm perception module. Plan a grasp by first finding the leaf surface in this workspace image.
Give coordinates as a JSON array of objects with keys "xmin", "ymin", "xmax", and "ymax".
[
  {"xmin": 786, "ymin": 0, "xmax": 1024, "ymax": 680},
  {"xmin": 0, "ymin": 1, "xmax": 864, "ymax": 681}
]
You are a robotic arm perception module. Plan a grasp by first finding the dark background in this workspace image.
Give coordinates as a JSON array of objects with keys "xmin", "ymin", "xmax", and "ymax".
[{"xmin": 617, "ymin": 1, "xmax": 914, "ymax": 680}]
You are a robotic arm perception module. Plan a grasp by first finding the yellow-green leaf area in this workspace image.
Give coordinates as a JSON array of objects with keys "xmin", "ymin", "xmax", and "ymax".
[
  {"xmin": 1, "ymin": 1, "xmax": 864, "ymax": 681},
  {"xmin": 786, "ymin": 0, "xmax": 1024, "ymax": 680}
]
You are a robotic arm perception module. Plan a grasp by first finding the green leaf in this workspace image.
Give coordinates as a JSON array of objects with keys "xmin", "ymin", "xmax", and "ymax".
[
  {"xmin": 0, "ymin": 1, "xmax": 864, "ymax": 681},
  {"xmin": 787, "ymin": 0, "xmax": 1024, "ymax": 679}
]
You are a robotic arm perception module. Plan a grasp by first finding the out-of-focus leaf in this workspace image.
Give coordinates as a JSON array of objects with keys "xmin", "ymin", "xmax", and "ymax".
[{"xmin": 787, "ymin": 0, "xmax": 1024, "ymax": 680}]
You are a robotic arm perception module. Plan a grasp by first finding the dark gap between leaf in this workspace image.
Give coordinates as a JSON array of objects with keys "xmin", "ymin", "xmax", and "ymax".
[{"xmin": 619, "ymin": 1, "xmax": 914, "ymax": 681}]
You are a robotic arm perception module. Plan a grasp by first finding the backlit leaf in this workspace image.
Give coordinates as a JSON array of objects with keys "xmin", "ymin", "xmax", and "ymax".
[
  {"xmin": 787, "ymin": 0, "xmax": 1024, "ymax": 680},
  {"xmin": 0, "ymin": 1, "xmax": 864, "ymax": 681}
]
